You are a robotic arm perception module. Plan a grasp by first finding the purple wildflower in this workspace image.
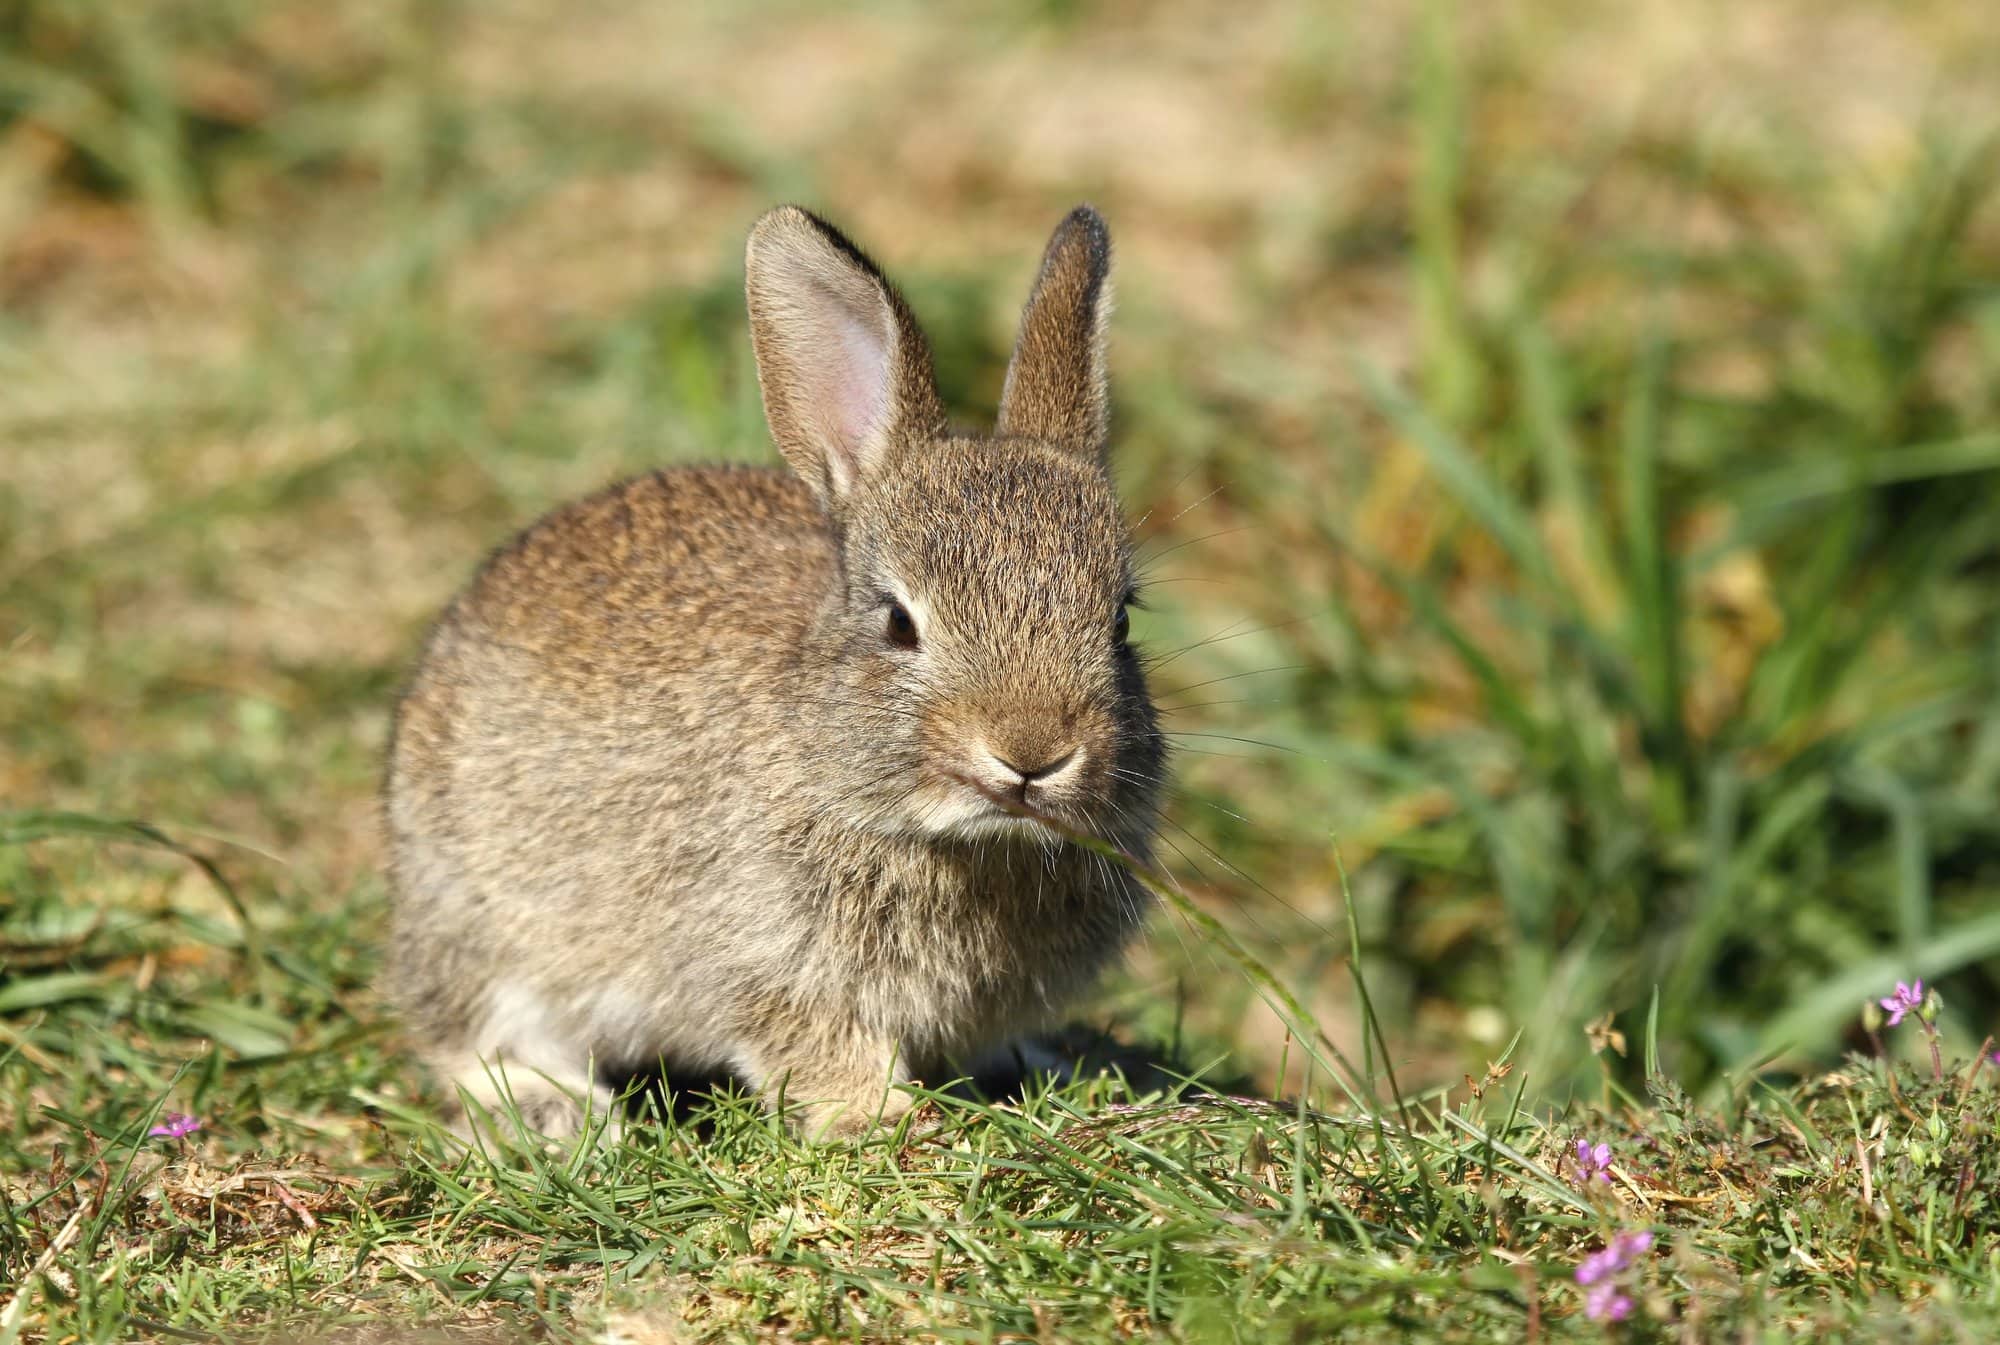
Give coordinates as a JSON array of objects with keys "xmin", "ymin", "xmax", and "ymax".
[
  {"xmin": 1575, "ymin": 1229, "xmax": 1653, "ymax": 1322},
  {"xmin": 148, "ymin": 1112, "xmax": 202, "ymax": 1140},
  {"xmin": 1575, "ymin": 1230, "xmax": 1652, "ymax": 1285},
  {"xmin": 1574, "ymin": 1139, "xmax": 1613, "ymax": 1185},
  {"xmin": 1584, "ymin": 1281, "xmax": 1634, "ymax": 1322},
  {"xmin": 1879, "ymin": 981, "xmax": 1923, "ymax": 1027}
]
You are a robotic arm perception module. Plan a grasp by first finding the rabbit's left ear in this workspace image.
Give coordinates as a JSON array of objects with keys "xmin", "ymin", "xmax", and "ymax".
[
  {"xmin": 996, "ymin": 205, "xmax": 1112, "ymax": 460},
  {"xmin": 746, "ymin": 206, "xmax": 948, "ymax": 507}
]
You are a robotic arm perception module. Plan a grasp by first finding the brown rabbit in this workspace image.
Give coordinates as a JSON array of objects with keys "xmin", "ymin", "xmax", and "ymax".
[{"xmin": 384, "ymin": 205, "xmax": 1164, "ymax": 1140}]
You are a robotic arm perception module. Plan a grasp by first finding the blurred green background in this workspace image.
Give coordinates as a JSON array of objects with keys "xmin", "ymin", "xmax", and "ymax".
[{"xmin": 3, "ymin": 0, "xmax": 1998, "ymax": 1121}]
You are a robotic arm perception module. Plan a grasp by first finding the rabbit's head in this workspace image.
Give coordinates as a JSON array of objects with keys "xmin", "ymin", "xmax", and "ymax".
[{"xmin": 747, "ymin": 206, "xmax": 1163, "ymax": 851}]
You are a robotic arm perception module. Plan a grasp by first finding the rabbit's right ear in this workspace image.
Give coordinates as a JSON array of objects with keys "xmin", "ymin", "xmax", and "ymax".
[
  {"xmin": 996, "ymin": 206, "xmax": 1112, "ymax": 461},
  {"xmin": 746, "ymin": 207, "xmax": 947, "ymax": 507}
]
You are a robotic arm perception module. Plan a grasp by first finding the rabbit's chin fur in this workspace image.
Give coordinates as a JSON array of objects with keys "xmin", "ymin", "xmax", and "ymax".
[{"xmin": 383, "ymin": 206, "xmax": 1166, "ymax": 1142}]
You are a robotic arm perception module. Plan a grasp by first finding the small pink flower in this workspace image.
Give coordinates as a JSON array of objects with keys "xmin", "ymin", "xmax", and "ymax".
[
  {"xmin": 1574, "ymin": 1138, "xmax": 1613, "ymax": 1185},
  {"xmin": 1575, "ymin": 1229, "xmax": 1654, "ymax": 1318},
  {"xmin": 1575, "ymin": 1233, "xmax": 1644, "ymax": 1285},
  {"xmin": 148, "ymin": 1113, "xmax": 202, "ymax": 1140},
  {"xmin": 1584, "ymin": 1281, "xmax": 1634, "ymax": 1322},
  {"xmin": 1879, "ymin": 981, "xmax": 1924, "ymax": 1027}
]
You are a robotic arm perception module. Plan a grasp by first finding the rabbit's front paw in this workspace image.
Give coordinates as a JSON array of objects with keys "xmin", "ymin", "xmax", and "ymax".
[
  {"xmin": 797, "ymin": 1085, "xmax": 914, "ymax": 1143},
  {"xmin": 746, "ymin": 1030, "xmax": 912, "ymax": 1142},
  {"xmin": 438, "ymin": 1051, "xmax": 619, "ymax": 1146}
]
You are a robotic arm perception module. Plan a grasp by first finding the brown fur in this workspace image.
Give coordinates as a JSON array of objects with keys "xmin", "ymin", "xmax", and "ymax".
[{"xmin": 384, "ymin": 206, "xmax": 1164, "ymax": 1139}]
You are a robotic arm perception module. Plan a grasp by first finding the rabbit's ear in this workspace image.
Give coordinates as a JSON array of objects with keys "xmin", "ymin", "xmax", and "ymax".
[
  {"xmin": 746, "ymin": 206, "xmax": 947, "ymax": 505},
  {"xmin": 996, "ymin": 206, "xmax": 1112, "ymax": 460}
]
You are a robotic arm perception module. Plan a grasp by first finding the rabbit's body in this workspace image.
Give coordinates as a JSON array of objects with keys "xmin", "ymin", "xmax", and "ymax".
[{"xmin": 386, "ymin": 207, "xmax": 1162, "ymax": 1138}]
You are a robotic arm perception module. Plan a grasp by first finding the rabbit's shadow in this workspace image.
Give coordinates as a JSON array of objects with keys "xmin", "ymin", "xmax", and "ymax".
[{"xmin": 607, "ymin": 1024, "xmax": 1243, "ymax": 1135}]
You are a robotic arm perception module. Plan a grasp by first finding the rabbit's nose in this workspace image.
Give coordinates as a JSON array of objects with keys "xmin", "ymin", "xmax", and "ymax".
[
  {"xmin": 981, "ymin": 742, "xmax": 1083, "ymax": 794},
  {"xmin": 993, "ymin": 746, "xmax": 1078, "ymax": 783}
]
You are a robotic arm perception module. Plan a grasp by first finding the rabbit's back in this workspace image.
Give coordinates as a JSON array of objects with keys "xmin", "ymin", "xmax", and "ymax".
[
  {"xmin": 386, "ymin": 466, "xmax": 829, "ymax": 1048},
  {"xmin": 425, "ymin": 464, "xmax": 828, "ymax": 691}
]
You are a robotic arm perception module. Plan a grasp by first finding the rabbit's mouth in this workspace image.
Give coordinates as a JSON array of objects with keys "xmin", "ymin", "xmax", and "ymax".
[{"xmin": 924, "ymin": 768, "xmax": 1090, "ymax": 844}]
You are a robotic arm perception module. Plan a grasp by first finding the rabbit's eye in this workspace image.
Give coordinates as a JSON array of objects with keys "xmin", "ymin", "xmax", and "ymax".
[
  {"xmin": 1113, "ymin": 605, "xmax": 1131, "ymax": 645},
  {"xmin": 884, "ymin": 601, "xmax": 920, "ymax": 649}
]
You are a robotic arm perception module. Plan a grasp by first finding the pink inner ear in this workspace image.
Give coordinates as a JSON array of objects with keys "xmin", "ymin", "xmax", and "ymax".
[{"xmin": 824, "ymin": 307, "xmax": 891, "ymax": 470}]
